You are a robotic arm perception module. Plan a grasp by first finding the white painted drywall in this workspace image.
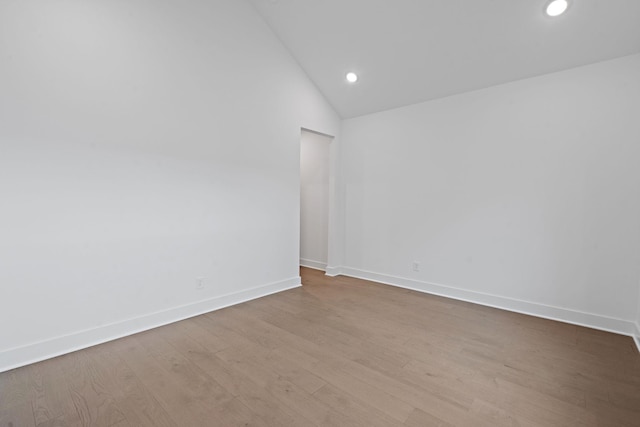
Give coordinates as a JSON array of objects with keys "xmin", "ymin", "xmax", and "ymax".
[
  {"xmin": 636, "ymin": 280, "xmax": 640, "ymax": 346},
  {"xmin": 0, "ymin": 0, "xmax": 340, "ymax": 371},
  {"xmin": 636, "ymin": 285, "xmax": 640, "ymax": 324},
  {"xmin": 341, "ymin": 54, "xmax": 640, "ymax": 329},
  {"xmin": 300, "ymin": 130, "xmax": 332, "ymax": 269}
]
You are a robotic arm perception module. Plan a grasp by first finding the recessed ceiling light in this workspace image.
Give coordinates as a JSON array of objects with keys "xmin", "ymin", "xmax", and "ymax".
[
  {"xmin": 546, "ymin": 0, "xmax": 569, "ymax": 17},
  {"xmin": 346, "ymin": 72, "xmax": 358, "ymax": 83}
]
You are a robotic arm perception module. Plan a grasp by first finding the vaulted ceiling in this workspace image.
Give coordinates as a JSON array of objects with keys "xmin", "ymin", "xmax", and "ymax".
[{"xmin": 249, "ymin": 0, "xmax": 640, "ymax": 118}]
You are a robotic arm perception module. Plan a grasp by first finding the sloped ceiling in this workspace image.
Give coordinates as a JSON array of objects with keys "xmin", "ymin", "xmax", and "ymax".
[{"xmin": 249, "ymin": 0, "xmax": 640, "ymax": 118}]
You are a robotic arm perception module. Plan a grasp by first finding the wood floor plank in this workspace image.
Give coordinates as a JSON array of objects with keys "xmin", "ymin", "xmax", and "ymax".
[
  {"xmin": 0, "ymin": 402, "xmax": 36, "ymax": 427},
  {"xmin": 271, "ymin": 344, "xmax": 474, "ymax": 425},
  {"xmin": 486, "ymin": 377, "xmax": 598, "ymax": 426},
  {"xmin": 0, "ymin": 369, "xmax": 32, "ymax": 412},
  {"xmin": 57, "ymin": 351, "xmax": 127, "ymax": 427},
  {"xmin": 1, "ymin": 267, "xmax": 639, "ymax": 426},
  {"xmin": 467, "ymin": 399, "xmax": 538, "ymax": 427},
  {"xmin": 159, "ymin": 323, "xmax": 315, "ymax": 426},
  {"xmin": 312, "ymin": 383, "xmax": 404, "ymax": 427},
  {"xmin": 112, "ymin": 335, "xmax": 249, "ymax": 426},
  {"xmin": 83, "ymin": 344, "xmax": 178, "ymax": 427},
  {"xmin": 24, "ymin": 358, "xmax": 82, "ymax": 427},
  {"xmin": 133, "ymin": 330, "xmax": 234, "ymax": 407},
  {"xmin": 403, "ymin": 408, "xmax": 455, "ymax": 427},
  {"xmin": 160, "ymin": 323, "xmax": 250, "ymax": 398}
]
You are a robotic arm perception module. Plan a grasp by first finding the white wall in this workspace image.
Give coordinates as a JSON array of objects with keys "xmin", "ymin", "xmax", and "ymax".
[
  {"xmin": 0, "ymin": 0, "xmax": 340, "ymax": 371},
  {"xmin": 300, "ymin": 130, "xmax": 332, "ymax": 269},
  {"xmin": 638, "ymin": 281, "xmax": 640, "ymax": 324},
  {"xmin": 341, "ymin": 54, "xmax": 640, "ymax": 334},
  {"xmin": 636, "ymin": 280, "xmax": 640, "ymax": 348}
]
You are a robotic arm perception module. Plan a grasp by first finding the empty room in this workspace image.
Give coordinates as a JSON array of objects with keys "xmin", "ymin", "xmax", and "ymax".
[{"xmin": 1, "ymin": 0, "xmax": 640, "ymax": 426}]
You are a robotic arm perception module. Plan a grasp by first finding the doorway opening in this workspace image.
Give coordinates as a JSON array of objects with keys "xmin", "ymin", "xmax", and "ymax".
[{"xmin": 300, "ymin": 129, "xmax": 333, "ymax": 271}]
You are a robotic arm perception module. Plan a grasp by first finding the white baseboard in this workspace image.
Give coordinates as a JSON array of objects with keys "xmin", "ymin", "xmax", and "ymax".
[
  {"xmin": 0, "ymin": 277, "xmax": 301, "ymax": 373},
  {"xmin": 634, "ymin": 322, "xmax": 640, "ymax": 353},
  {"xmin": 300, "ymin": 258, "xmax": 327, "ymax": 271},
  {"xmin": 324, "ymin": 266, "xmax": 344, "ymax": 277},
  {"xmin": 338, "ymin": 267, "xmax": 636, "ymax": 338}
]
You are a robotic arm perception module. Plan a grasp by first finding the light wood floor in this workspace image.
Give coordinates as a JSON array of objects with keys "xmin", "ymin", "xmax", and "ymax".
[{"xmin": 1, "ymin": 268, "xmax": 639, "ymax": 426}]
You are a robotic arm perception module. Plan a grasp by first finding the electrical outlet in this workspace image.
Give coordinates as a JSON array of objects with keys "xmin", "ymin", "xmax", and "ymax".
[
  {"xmin": 412, "ymin": 262, "xmax": 420, "ymax": 272},
  {"xmin": 196, "ymin": 277, "xmax": 205, "ymax": 290}
]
